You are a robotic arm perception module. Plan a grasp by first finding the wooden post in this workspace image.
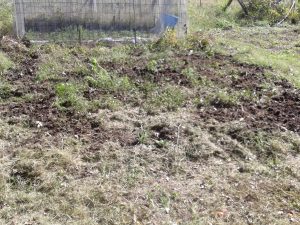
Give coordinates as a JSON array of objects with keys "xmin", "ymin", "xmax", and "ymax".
[
  {"xmin": 237, "ymin": 0, "xmax": 249, "ymax": 15},
  {"xmin": 14, "ymin": 0, "xmax": 26, "ymax": 38},
  {"xmin": 223, "ymin": 0, "xmax": 234, "ymax": 11},
  {"xmin": 223, "ymin": 0, "xmax": 248, "ymax": 16}
]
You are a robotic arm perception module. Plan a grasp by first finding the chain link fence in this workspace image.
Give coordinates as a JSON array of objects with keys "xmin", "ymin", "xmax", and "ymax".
[{"xmin": 14, "ymin": 0, "xmax": 187, "ymax": 42}]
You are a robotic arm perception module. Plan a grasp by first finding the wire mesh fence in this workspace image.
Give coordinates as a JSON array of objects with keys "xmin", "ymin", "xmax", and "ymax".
[{"xmin": 14, "ymin": 0, "xmax": 188, "ymax": 42}]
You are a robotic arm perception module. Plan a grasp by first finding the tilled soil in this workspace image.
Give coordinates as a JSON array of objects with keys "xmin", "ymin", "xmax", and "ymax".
[
  {"xmin": 199, "ymin": 90, "xmax": 300, "ymax": 133},
  {"xmin": 1, "ymin": 46, "xmax": 300, "ymax": 146}
]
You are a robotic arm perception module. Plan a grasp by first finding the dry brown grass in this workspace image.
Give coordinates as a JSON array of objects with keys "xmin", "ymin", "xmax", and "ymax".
[{"xmin": 0, "ymin": 106, "xmax": 299, "ymax": 224}]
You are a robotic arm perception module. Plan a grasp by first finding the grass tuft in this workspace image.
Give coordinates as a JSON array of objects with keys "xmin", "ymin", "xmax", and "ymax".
[
  {"xmin": 0, "ymin": 51, "xmax": 13, "ymax": 74},
  {"xmin": 85, "ymin": 59, "xmax": 134, "ymax": 94},
  {"xmin": 0, "ymin": 0, "xmax": 13, "ymax": 37},
  {"xmin": 146, "ymin": 86, "xmax": 186, "ymax": 112},
  {"xmin": 55, "ymin": 82, "xmax": 88, "ymax": 112}
]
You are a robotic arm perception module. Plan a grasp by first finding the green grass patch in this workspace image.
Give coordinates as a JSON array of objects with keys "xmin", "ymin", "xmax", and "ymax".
[
  {"xmin": 0, "ymin": 82, "xmax": 12, "ymax": 100},
  {"xmin": 89, "ymin": 45, "xmax": 132, "ymax": 64},
  {"xmin": 215, "ymin": 33, "xmax": 300, "ymax": 87},
  {"xmin": 146, "ymin": 86, "xmax": 186, "ymax": 112},
  {"xmin": 0, "ymin": 0, "xmax": 13, "ymax": 36},
  {"xmin": 37, "ymin": 44, "xmax": 88, "ymax": 81},
  {"xmin": 85, "ymin": 59, "xmax": 134, "ymax": 94},
  {"xmin": 197, "ymin": 88, "xmax": 256, "ymax": 108},
  {"xmin": 55, "ymin": 82, "xmax": 88, "ymax": 112},
  {"xmin": 0, "ymin": 51, "xmax": 13, "ymax": 74},
  {"xmin": 188, "ymin": 0, "xmax": 239, "ymax": 31}
]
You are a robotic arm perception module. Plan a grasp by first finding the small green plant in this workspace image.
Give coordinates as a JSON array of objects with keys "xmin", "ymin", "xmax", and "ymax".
[
  {"xmin": 86, "ymin": 58, "xmax": 134, "ymax": 94},
  {"xmin": 151, "ymin": 28, "xmax": 178, "ymax": 50},
  {"xmin": 146, "ymin": 60, "xmax": 159, "ymax": 73},
  {"xmin": 137, "ymin": 129, "xmax": 149, "ymax": 145},
  {"xmin": 10, "ymin": 159, "xmax": 42, "ymax": 186},
  {"xmin": 0, "ymin": 82, "xmax": 12, "ymax": 99},
  {"xmin": 0, "ymin": 51, "xmax": 13, "ymax": 74},
  {"xmin": 159, "ymin": 192, "xmax": 171, "ymax": 212},
  {"xmin": 186, "ymin": 33, "xmax": 211, "ymax": 51},
  {"xmin": 37, "ymin": 61, "xmax": 63, "ymax": 81},
  {"xmin": 139, "ymin": 81, "xmax": 157, "ymax": 98},
  {"xmin": 155, "ymin": 140, "xmax": 168, "ymax": 148},
  {"xmin": 37, "ymin": 44, "xmax": 86, "ymax": 81},
  {"xmin": 147, "ymin": 86, "xmax": 186, "ymax": 111},
  {"xmin": 55, "ymin": 82, "xmax": 87, "ymax": 111},
  {"xmin": 289, "ymin": 9, "xmax": 300, "ymax": 24},
  {"xmin": 181, "ymin": 67, "xmax": 198, "ymax": 86},
  {"xmin": 202, "ymin": 89, "xmax": 256, "ymax": 108},
  {"xmin": 72, "ymin": 64, "xmax": 90, "ymax": 77},
  {"xmin": 291, "ymin": 138, "xmax": 300, "ymax": 153},
  {"xmin": 206, "ymin": 90, "xmax": 240, "ymax": 107}
]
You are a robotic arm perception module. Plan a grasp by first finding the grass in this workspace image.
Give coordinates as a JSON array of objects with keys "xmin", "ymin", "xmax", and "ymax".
[
  {"xmin": 212, "ymin": 26, "xmax": 300, "ymax": 87},
  {"xmin": 0, "ymin": 0, "xmax": 13, "ymax": 36},
  {"xmin": 55, "ymin": 82, "xmax": 88, "ymax": 112},
  {"xmin": 0, "ymin": 82, "xmax": 12, "ymax": 100},
  {"xmin": 188, "ymin": 0, "xmax": 239, "ymax": 31},
  {"xmin": 36, "ymin": 45, "xmax": 88, "ymax": 81},
  {"xmin": 146, "ymin": 86, "xmax": 187, "ymax": 112},
  {"xmin": 85, "ymin": 66, "xmax": 134, "ymax": 94},
  {"xmin": 0, "ymin": 51, "xmax": 13, "ymax": 74},
  {"xmin": 188, "ymin": 0, "xmax": 300, "ymax": 87},
  {"xmin": 188, "ymin": 0, "xmax": 300, "ymax": 32}
]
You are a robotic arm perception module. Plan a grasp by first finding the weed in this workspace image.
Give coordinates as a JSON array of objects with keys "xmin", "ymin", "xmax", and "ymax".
[
  {"xmin": 10, "ymin": 159, "xmax": 43, "ymax": 186},
  {"xmin": 291, "ymin": 139, "xmax": 300, "ymax": 153},
  {"xmin": 0, "ymin": 82, "xmax": 12, "ymax": 99},
  {"xmin": 37, "ymin": 44, "xmax": 86, "ymax": 81},
  {"xmin": 268, "ymin": 139, "xmax": 289, "ymax": 157},
  {"xmin": 0, "ymin": 51, "xmax": 13, "ymax": 74},
  {"xmin": 72, "ymin": 64, "xmax": 90, "ymax": 77},
  {"xmin": 137, "ymin": 129, "xmax": 149, "ymax": 145},
  {"xmin": 186, "ymin": 33, "xmax": 212, "ymax": 51},
  {"xmin": 139, "ymin": 81, "xmax": 157, "ymax": 98},
  {"xmin": 37, "ymin": 61, "xmax": 64, "ymax": 81},
  {"xmin": 99, "ymin": 96, "xmax": 122, "ymax": 111},
  {"xmin": 151, "ymin": 29, "xmax": 178, "ymax": 50},
  {"xmin": 91, "ymin": 45, "xmax": 131, "ymax": 64},
  {"xmin": 154, "ymin": 140, "xmax": 168, "ymax": 149},
  {"xmin": 55, "ymin": 82, "xmax": 87, "ymax": 111},
  {"xmin": 206, "ymin": 90, "xmax": 240, "ymax": 107},
  {"xmin": 85, "ymin": 60, "xmax": 134, "ymax": 94},
  {"xmin": 146, "ymin": 60, "xmax": 159, "ymax": 73},
  {"xmin": 146, "ymin": 86, "xmax": 186, "ymax": 112},
  {"xmin": 159, "ymin": 192, "xmax": 171, "ymax": 213},
  {"xmin": 290, "ymin": 10, "xmax": 300, "ymax": 24},
  {"xmin": 181, "ymin": 67, "xmax": 198, "ymax": 86},
  {"xmin": 22, "ymin": 93, "xmax": 36, "ymax": 102},
  {"xmin": 233, "ymin": 130, "xmax": 270, "ymax": 157}
]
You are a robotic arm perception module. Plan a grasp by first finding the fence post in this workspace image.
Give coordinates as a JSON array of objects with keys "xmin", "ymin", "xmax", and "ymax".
[{"xmin": 14, "ymin": 0, "xmax": 26, "ymax": 38}]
